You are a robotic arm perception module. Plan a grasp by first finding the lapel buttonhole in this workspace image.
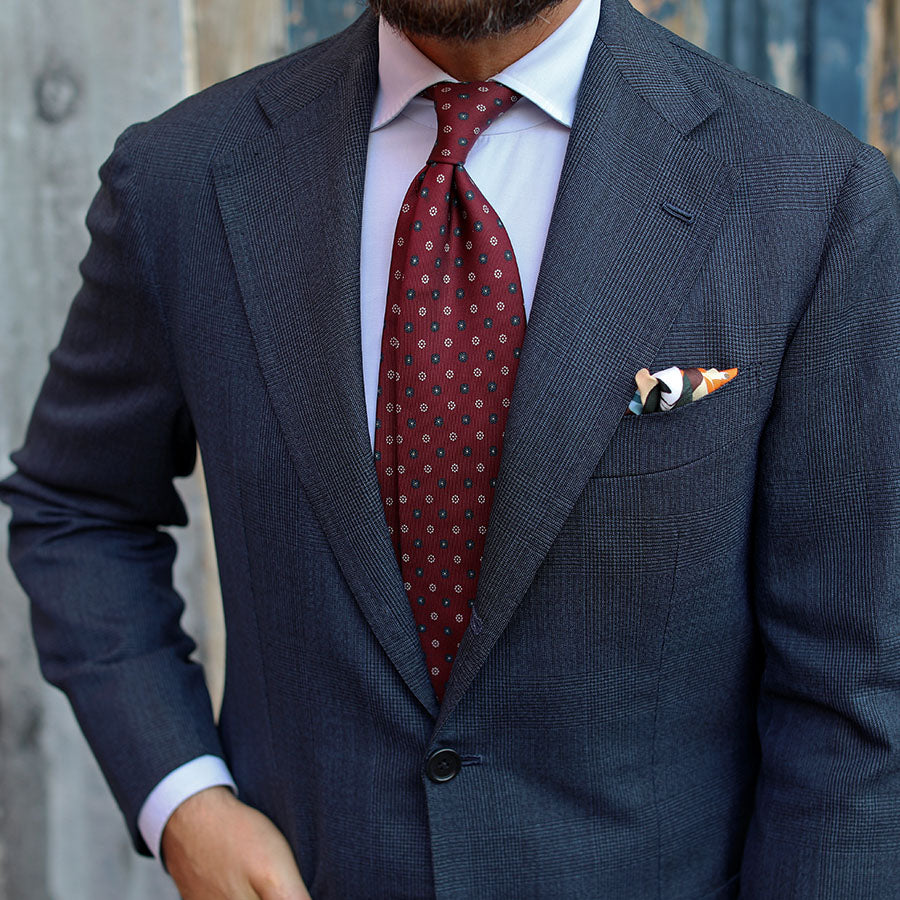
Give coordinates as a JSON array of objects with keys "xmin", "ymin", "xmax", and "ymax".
[{"xmin": 661, "ymin": 200, "xmax": 696, "ymax": 224}]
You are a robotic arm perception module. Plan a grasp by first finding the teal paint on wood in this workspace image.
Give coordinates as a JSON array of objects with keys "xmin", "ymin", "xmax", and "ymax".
[
  {"xmin": 702, "ymin": 0, "xmax": 728, "ymax": 59},
  {"xmin": 285, "ymin": 0, "xmax": 364, "ymax": 50},
  {"xmin": 729, "ymin": 0, "xmax": 769, "ymax": 83},
  {"xmin": 809, "ymin": 0, "xmax": 869, "ymax": 140},
  {"xmin": 669, "ymin": 0, "xmax": 873, "ymax": 141},
  {"xmin": 652, "ymin": 0, "xmax": 689, "ymax": 18},
  {"xmin": 760, "ymin": 0, "xmax": 809, "ymax": 98}
]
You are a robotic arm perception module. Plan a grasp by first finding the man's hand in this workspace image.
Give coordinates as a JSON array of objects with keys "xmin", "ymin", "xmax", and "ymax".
[{"xmin": 161, "ymin": 785, "xmax": 312, "ymax": 900}]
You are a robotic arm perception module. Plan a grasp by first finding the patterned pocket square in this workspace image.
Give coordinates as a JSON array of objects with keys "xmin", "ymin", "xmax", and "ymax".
[{"xmin": 627, "ymin": 366, "xmax": 738, "ymax": 415}]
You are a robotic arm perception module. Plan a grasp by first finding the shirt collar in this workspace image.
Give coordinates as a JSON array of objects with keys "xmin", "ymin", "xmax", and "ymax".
[{"xmin": 370, "ymin": 0, "xmax": 602, "ymax": 132}]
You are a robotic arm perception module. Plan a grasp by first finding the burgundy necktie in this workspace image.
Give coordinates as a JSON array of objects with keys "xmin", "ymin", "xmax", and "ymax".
[{"xmin": 373, "ymin": 81, "xmax": 527, "ymax": 703}]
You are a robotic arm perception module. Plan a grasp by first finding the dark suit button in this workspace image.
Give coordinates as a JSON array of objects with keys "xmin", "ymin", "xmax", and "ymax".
[{"xmin": 426, "ymin": 748, "xmax": 461, "ymax": 783}]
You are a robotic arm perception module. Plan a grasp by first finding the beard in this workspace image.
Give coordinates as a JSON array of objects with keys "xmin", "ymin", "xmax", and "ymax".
[{"xmin": 367, "ymin": 0, "xmax": 568, "ymax": 41}]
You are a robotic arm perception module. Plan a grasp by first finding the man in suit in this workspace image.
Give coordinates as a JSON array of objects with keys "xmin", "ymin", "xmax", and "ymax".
[{"xmin": 3, "ymin": 0, "xmax": 899, "ymax": 896}]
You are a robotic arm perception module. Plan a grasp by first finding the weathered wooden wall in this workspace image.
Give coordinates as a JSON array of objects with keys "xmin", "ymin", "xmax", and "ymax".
[
  {"xmin": 1, "ymin": 1, "xmax": 897, "ymax": 899},
  {"xmin": 631, "ymin": 0, "xmax": 900, "ymax": 167},
  {"xmin": 193, "ymin": 0, "xmax": 287, "ymax": 90},
  {"xmin": 868, "ymin": 0, "xmax": 900, "ymax": 170},
  {"xmin": 1, "ymin": 0, "xmax": 178, "ymax": 888},
  {"xmin": 0, "ymin": 2, "xmax": 238, "ymax": 897},
  {"xmin": 284, "ymin": 0, "xmax": 364, "ymax": 54}
]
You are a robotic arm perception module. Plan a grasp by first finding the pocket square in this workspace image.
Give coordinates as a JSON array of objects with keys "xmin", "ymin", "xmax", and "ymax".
[{"xmin": 627, "ymin": 366, "xmax": 738, "ymax": 415}]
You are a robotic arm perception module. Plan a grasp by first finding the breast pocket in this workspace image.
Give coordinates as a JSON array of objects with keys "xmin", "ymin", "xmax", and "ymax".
[{"xmin": 590, "ymin": 365, "xmax": 760, "ymax": 478}]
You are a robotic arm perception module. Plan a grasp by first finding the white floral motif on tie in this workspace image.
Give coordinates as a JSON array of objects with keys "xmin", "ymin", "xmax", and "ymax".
[{"xmin": 372, "ymin": 81, "xmax": 526, "ymax": 702}]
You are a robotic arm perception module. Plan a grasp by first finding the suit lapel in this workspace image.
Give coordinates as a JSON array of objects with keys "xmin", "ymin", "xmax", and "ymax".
[
  {"xmin": 213, "ymin": 12, "xmax": 440, "ymax": 719},
  {"xmin": 434, "ymin": 0, "xmax": 739, "ymax": 733},
  {"xmin": 211, "ymin": 0, "xmax": 738, "ymax": 730}
]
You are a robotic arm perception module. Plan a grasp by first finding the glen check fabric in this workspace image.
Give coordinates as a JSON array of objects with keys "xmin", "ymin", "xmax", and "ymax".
[
  {"xmin": 374, "ymin": 82, "xmax": 525, "ymax": 701},
  {"xmin": 3, "ymin": 1, "xmax": 900, "ymax": 897}
]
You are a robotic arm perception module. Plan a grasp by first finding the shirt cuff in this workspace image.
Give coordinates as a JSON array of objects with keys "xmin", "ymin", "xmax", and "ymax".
[{"xmin": 137, "ymin": 755, "xmax": 237, "ymax": 865}]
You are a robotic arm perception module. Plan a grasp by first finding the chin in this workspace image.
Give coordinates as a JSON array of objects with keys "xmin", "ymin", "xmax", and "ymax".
[{"xmin": 368, "ymin": 0, "xmax": 565, "ymax": 41}]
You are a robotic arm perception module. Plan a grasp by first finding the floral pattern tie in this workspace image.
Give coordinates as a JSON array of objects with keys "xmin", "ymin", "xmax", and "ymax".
[{"xmin": 374, "ymin": 81, "xmax": 526, "ymax": 702}]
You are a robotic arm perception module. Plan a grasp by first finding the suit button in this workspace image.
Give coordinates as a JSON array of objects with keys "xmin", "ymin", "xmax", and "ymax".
[{"xmin": 426, "ymin": 748, "xmax": 461, "ymax": 783}]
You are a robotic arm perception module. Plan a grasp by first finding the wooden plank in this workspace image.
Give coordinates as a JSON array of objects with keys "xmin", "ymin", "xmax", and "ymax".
[
  {"xmin": 867, "ymin": 0, "xmax": 900, "ymax": 171},
  {"xmin": 633, "ymin": 0, "xmax": 900, "ymax": 179},
  {"xmin": 285, "ymin": 0, "xmax": 368, "ymax": 50},
  {"xmin": 699, "ymin": 0, "xmax": 729, "ymax": 60},
  {"xmin": 0, "ymin": 2, "xmax": 196, "ymax": 897},
  {"xmin": 631, "ymin": 0, "xmax": 709, "ymax": 47},
  {"xmin": 809, "ymin": 0, "xmax": 869, "ymax": 141},
  {"xmin": 760, "ymin": 0, "xmax": 808, "ymax": 97},
  {"xmin": 729, "ymin": 0, "xmax": 769, "ymax": 81},
  {"xmin": 193, "ymin": 0, "xmax": 287, "ymax": 89}
]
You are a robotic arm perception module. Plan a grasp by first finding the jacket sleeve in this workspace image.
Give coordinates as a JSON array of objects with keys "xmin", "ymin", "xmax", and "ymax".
[
  {"xmin": 740, "ymin": 144, "xmax": 900, "ymax": 897},
  {"xmin": 0, "ymin": 127, "xmax": 227, "ymax": 857}
]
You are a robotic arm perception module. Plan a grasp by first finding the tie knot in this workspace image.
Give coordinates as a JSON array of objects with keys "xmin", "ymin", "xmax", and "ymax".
[{"xmin": 423, "ymin": 81, "xmax": 520, "ymax": 166}]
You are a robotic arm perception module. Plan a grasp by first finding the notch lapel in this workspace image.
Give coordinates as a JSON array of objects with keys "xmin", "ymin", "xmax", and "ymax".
[
  {"xmin": 213, "ymin": 13, "xmax": 440, "ymax": 719},
  {"xmin": 435, "ymin": 0, "xmax": 739, "ymax": 733}
]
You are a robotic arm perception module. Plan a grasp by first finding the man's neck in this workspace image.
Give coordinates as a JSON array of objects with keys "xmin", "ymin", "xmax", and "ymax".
[{"xmin": 403, "ymin": 0, "xmax": 582, "ymax": 82}]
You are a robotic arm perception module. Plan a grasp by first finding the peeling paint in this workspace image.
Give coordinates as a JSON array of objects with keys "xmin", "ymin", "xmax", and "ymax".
[
  {"xmin": 632, "ymin": 0, "xmax": 708, "ymax": 47},
  {"xmin": 866, "ymin": 0, "xmax": 900, "ymax": 170},
  {"xmin": 194, "ymin": 0, "xmax": 286, "ymax": 90},
  {"xmin": 635, "ymin": 0, "xmax": 898, "ymax": 176},
  {"xmin": 767, "ymin": 38, "xmax": 802, "ymax": 95}
]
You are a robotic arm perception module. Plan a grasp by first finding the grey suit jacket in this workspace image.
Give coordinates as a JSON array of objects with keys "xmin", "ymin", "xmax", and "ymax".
[{"xmin": 3, "ymin": 0, "xmax": 900, "ymax": 896}]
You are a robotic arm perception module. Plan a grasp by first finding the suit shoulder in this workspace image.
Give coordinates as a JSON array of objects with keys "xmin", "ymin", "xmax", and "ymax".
[
  {"xmin": 107, "ymin": 15, "xmax": 367, "ymax": 177},
  {"xmin": 650, "ymin": 18, "xmax": 867, "ymax": 167}
]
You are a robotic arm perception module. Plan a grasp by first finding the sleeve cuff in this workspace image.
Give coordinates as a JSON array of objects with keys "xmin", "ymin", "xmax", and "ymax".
[{"xmin": 137, "ymin": 755, "xmax": 237, "ymax": 866}]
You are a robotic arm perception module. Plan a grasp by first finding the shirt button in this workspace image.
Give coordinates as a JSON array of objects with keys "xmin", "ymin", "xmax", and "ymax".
[{"xmin": 425, "ymin": 748, "xmax": 461, "ymax": 783}]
